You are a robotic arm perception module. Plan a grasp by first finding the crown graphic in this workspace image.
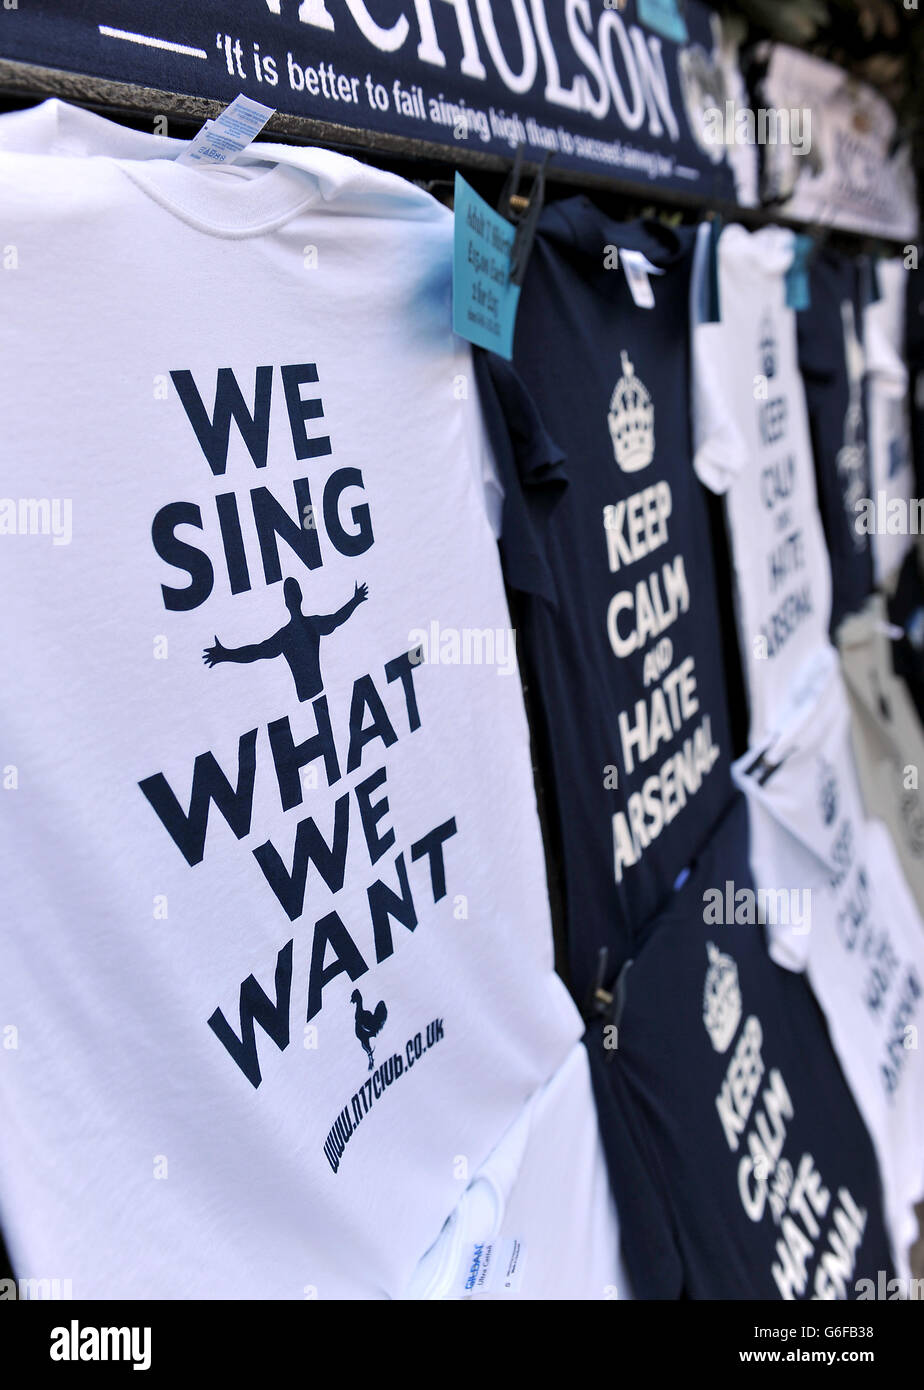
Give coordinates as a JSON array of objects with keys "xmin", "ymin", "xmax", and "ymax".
[
  {"xmin": 608, "ymin": 350, "xmax": 655, "ymax": 472},
  {"xmin": 759, "ymin": 314, "xmax": 777, "ymax": 379},
  {"xmin": 702, "ymin": 941, "xmax": 742, "ymax": 1054}
]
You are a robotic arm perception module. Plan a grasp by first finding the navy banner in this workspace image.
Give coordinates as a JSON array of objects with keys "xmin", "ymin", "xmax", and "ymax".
[{"xmin": 0, "ymin": 0, "xmax": 736, "ymax": 194}]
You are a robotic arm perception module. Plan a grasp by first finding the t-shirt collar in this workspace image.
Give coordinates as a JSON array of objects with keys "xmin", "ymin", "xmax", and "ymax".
[
  {"xmin": 0, "ymin": 97, "xmax": 444, "ymax": 237},
  {"xmin": 538, "ymin": 195, "xmax": 694, "ymax": 273},
  {"xmin": 117, "ymin": 156, "xmax": 320, "ymax": 236}
]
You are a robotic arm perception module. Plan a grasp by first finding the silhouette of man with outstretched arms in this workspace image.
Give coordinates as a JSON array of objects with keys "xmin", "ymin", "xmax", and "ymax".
[{"xmin": 203, "ymin": 577, "xmax": 368, "ymax": 702}]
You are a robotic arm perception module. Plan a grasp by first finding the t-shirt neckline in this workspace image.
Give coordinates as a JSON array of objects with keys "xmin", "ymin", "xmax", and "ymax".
[{"xmin": 116, "ymin": 156, "xmax": 321, "ymax": 237}]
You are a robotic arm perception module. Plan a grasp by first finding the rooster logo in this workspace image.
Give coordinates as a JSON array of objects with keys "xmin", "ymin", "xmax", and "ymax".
[{"xmin": 350, "ymin": 990, "xmax": 388, "ymax": 1071}]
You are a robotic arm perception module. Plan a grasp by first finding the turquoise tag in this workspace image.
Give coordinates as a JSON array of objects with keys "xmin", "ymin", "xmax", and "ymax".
[
  {"xmin": 637, "ymin": 0, "xmax": 689, "ymax": 45},
  {"xmin": 785, "ymin": 234, "xmax": 813, "ymax": 311},
  {"xmin": 452, "ymin": 173, "xmax": 520, "ymax": 360}
]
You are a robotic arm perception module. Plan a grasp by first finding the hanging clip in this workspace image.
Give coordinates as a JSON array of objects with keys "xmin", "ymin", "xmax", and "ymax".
[
  {"xmin": 588, "ymin": 947, "xmax": 633, "ymax": 1062},
  {"xmin": 588, "ymin": 947, "xmax": 613, "ymax": 1021},
  {"xmin": 741, "ymin": 744, "xmax": 788, "ymax": 787},
  {"xmin": 497, "ymin": 145, "xmax": 551, "ymax": 287},
  {"xmin": 700, "ymin": 212, "xmax": 723, "ymax": 324}
]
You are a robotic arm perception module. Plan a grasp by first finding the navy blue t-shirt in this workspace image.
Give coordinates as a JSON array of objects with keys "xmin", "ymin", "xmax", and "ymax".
[
  {"xmin": 584, "ymin": 794, "xmax": 896, "ymax": 1300},
  {"xmin": 477, "ymin": 200, "xmax": 735, "ymax": 1004},
  {"xmin": 906, "ymin": 246, "xmax": 924, "ymax": 499},
  {"xmin": 889, "ymin": 262, "xmax": 924, "ymax": 718},
  {"xmin": 886, "ymin": 549, "xmax": 924, "ymax": 728},
  {"xmin": 796, "ymin": 249, "xmax": 875, "ymax": 634}
]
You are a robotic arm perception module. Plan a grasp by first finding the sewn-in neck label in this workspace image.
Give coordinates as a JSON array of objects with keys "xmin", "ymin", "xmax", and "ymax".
[{"xmin": 457, "ymin": 1237, "xmax": 527, "ymax": 1296}]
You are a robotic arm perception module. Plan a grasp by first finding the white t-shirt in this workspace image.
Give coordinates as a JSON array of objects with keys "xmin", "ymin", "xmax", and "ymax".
[
  {"xmin": 692, "ymin": 223, "xmax": 835, "ymax": 745},
  {"xmin": 0, "ymin": 101, "xmax": 582, "ymax": 1299},
  {"xmin": 732, "ymin": 649, "xmax": 924, "ymax": 1272},
  {"xmin": 403, "ymin": 1042, "xmax": 628, "ymax": 1300},
  {"xmin": 863, "ymin": 258, "xmax": 914, "ymax": 588},
  {"xmin": 838, "ymin": 594, "xmax": 924, "ymax": 913}
]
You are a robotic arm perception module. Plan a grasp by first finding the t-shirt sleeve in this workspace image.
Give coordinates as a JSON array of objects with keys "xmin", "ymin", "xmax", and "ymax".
[
  {"xmin": 459, "ymin": 341, "xmax": 506, "ymax": 542},
  {"xmin": 471, "ymin": 347, "xmax": 568, "ymax": 608},
  {"xmin": 796, "ymin": 254, "xmax": 857, "ymax": 381},
  {"xmin": 906, "ymin": 255, "xmax": 924, "ymax": 370},
  {"xmin": 731, "ymin": 742, "xmax": 833, "ymax": 974},
  {"xmin": 796, "ymin": 308, "xmax": 840, "ymax": 381},
  {"xmin": 691, "ymin": 319, "xmax": 749, "ymax": 495},
  {"xmin": 864, "ymin": 295, "xmax": 907, "ymax": 395},
  {"xmin": 689, "ymin": 223, "xmax": 748, "ymax": 495}
]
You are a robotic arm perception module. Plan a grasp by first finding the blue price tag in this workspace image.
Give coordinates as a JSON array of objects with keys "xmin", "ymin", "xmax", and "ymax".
[
  {"xmin": 452, "ymin": 173, "xmax": 521, "ymax": 360},
  {"xmin": 637, "ymin": 0, "xmax": 689, "ymax": 45},
  {"xmin": 785, "ymin": 234, "xmax": 813, "ymax": 311}
]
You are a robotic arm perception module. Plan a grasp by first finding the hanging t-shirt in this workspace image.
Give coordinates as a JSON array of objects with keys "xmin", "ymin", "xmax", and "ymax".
[
  {"xmin": 693, "ymin": 223, "xmax": 835, "ymax": 745},
  {"xmin": 838, "ymin": 594, "xmax": 924, "ymax": 912},
  {"xmin": 886, "ymin": 548, "xmax": 924, "ymax": 728},
  {"xmin": 0, "ymin": 100, "xmax": 583, "ymax": 1299},
  {"xmin": 403, "ymin": 1042, "xmax": 627, "ymax": 1301},
  {"xmin": 479, "ymin": 201, "xmax": 735, "ymax": 1001},
  {"xmin": 584, "ymin": 793, "xmax": 895, "ymax": 1300},
  {"xmin": 796, "ymin": 248, "xmax": 875, "ymax": 634},
  {"xmin": 905, "ymin": 246, "xmax": 924, "ymax": 507},
  {"xmin": 732, "ymin": 649, "xmax": 924, "ymax": 1273},
  {"xmin": 863, "ymin": 258, "xmax": 914, "ymax": 587}
]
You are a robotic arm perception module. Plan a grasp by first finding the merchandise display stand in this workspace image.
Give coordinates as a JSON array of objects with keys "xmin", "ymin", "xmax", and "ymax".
[{"xmin": 2, "ymin": 0, "xmax": 924, "ymax": 1342}]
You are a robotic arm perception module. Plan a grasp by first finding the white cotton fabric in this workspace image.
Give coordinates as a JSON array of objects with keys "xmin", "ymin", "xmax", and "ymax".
[
  {"xmin": 732, "ymin": 649, "xmax": 924, "ymax": 1275},
  {"xmin": 404, "ymin": 1043, "xmax": 628, "ymax": 1301},
  {"xmin": 692, "ymin": 222, "xmax": 834, "ymax": 745},
  {"xmin": 0, "ymin": 100, "xmax": 582, "ymax": 1300}
]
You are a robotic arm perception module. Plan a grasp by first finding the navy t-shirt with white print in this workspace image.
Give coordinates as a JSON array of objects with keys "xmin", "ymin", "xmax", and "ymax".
[
  {"xmin": 797, "ymin": 249, "xmax": 875, "ymax": 634},
  {"xmin": 478, "ymin": 200, "xmax": 736, "ymax": 1004},
  {"xmin": 584, "ymin": 793, "xmax": 895, "ymax": 1300}
]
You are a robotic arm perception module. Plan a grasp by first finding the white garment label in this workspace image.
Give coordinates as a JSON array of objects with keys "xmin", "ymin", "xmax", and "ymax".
[
  {"xmin": 176, "ymin": 95, "xmax": 275, "ymax": 167},
  {"xmin": 458, "ymin": 1238, "xmax": 527, "ymax": 1296},
  {"xmin": 620, "ymin": 249, "xmax": 661, "ymax": 309}
]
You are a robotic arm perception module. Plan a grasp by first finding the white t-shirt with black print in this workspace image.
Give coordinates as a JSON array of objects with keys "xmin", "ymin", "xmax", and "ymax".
[
  {"xmin": 838, "ymin": 594, "xmax": 924, "ymax": 913},
  {"xmin": 864, "ymin": 258, "xmax": 914, "ymax": 588},
  {"xmin": 733, "ymin": 649, "xmax": 924, "ymax": 1273},
  {"xmin": 0, "ymin": 100, "xmax": 582, "ymax": 1299},
  {"xmin": 692, "ymin": 223, "xmax": 835, "ymax": 746}
]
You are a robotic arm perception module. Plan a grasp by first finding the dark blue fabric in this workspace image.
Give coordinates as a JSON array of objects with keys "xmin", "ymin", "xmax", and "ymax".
[
  {"xmin": 890, "ymin": 260, "xmax": 924, "ymax": 720},
  {"xmin": 479, "ymin": 201, "xmax": 736, "ymax": 1004},
  {"xmin": 886, "ymin": 549, "xmax": 924, "ymax": 727},
  {"xmin": 906, "ymin": 247, "xmax": 924, "ymax": 501},
  {"xmin": 796, "ymin": 248, "xmax": 875, "ymax": 635},
  {"xmin": 471, "ymin": 351, "xmax": 567, "ymax": 610},
  {"xmin": 585, "ymin": 794, "xmax": 896, "ymax": 1301}
]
